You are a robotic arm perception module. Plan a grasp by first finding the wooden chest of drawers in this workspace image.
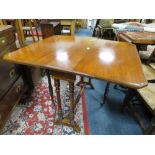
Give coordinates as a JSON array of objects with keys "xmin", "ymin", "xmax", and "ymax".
[{"xmin": 0, "ymin": 25, "xmax": 25, "ymax": 132}]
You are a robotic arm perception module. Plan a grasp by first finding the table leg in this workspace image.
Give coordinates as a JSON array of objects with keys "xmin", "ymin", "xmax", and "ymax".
[
  {"xmin": 121, "ymin": 89, "xmax": 133, "ymax": 112},
  {"xmin": 88, "ymin": 78, "xmax": 94, "ymax": 89},
  {"xmin": 54, "ymin": 79, "xmax": 63, "ymax": 120},
  {"xmin": 136, "ymin": 44, "xmax": 141, "ymax": 52},
  {"xmin": 102, "ymin": 82, "xmax": 110, "ymax": 105},
  {"xmin": 14, "ymin": 65, "xmax": 34, "ymax": 106},
  {"xmin": 54, "ymin": 80, "xmax": 80, "ymax": 133},
  {"xmin": 61, "ymin": 82, "xmax": 80, "ymax": 132},
  {"xmin": 46, "ymin": 70, "xmax": 54, "ymax": 104},
  {"xmin": 69, "ymin": 82, "xmax": 74, "ymax": 123}
]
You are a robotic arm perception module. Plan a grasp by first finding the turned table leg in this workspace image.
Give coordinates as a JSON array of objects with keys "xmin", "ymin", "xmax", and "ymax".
[
  {"xmin": 48, "ymin": 70, "xmax": 81, "ymax": 132},
  {"xmin": 69, "ymin": 82, "xmax": 75, "ymax": 123},
  {"xmin": 88, "ymin": 78, "xmax": 94, "ymax": 89},
  {"xmin": 59, "ymin": 81, "xmax": 80, "ymax": 132},
  {"xmin": 102, "ymin": 82, "xmax": 110, "ymax": 105},
  {"xmin": 46, "ymin": 70, "xmax": 54, "ymax": 104},
  {"xmin": 54, "ymin": 79, "xmax": 63, "ymax": 120}
]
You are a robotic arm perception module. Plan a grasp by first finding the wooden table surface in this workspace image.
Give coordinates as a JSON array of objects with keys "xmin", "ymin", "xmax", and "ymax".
[
  {"xmin": 119, "ymin": 32, "xmax": 155, "ymax": 44},
  {"xmin": 3, "ymin": 35, "xmax": 147, "ymax": 89}
]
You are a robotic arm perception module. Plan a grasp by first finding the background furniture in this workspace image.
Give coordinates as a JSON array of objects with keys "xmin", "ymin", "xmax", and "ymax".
[
  {"xmin": 139, "ymin": 46, "xmax": 155, "ymax": 62},
  {"xmin": 93, "ymin": 19, "xmax": 114, "ymax": 39},
  {"xmin": 0, "ymin": 20, "xmax": 4, "ymax": 25},
  {"xmin": 22, "ymin": 19, "xmax": 40, "ymax": 42},
  {"xmin": 122, "ymin": 63, "xmax": 155, "ymax": 134},
  {"xmin": 60, "ymin": 20, "xmax": 75, "ymax": 35},
  {"xmin": 40, "ymin": 21, "xmax": 61, "ymax": 39},
  {"xmin": 0, "ymin": 25, "xmax": 27, "ymax": 132},
  {"xmin": 137, "ymin": 82, "xmax": 155, "ymax": 134},
  {"xmin": 75, "ymin": 19, "xmax": 88, "ymax": 29},
  {"xmin": 117, "ymin": 32, "xmax": 155, "ymax": 52},
  {"xmin": 15, "ymin": 19, "xmax": 25, "ymax": 47}
]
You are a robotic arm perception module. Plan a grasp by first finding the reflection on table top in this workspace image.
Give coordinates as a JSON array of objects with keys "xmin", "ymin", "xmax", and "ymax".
[{"xmin": 3, "ymin": 35, "xmax": 147, "ymax": 89}]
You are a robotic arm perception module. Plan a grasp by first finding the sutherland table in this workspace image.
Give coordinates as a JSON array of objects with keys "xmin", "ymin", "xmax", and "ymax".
[{"xmin": 3, "ymin": 35, "xmax": 147, "ymax": 132}]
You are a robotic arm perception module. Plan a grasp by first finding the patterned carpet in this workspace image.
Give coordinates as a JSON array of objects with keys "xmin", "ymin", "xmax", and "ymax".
[{"xmin": 2, "ymin": 76, "xmax": 89, "ymax": 135}]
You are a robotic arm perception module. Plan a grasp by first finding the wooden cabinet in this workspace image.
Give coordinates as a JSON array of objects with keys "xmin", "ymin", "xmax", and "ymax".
[
  {"xmin": 40, "ymin": 21, "xmax": 61, "ymax": 39},
  {"xmin": 0, "ymin": 25, "xmax": 26, "ymax": 132}
]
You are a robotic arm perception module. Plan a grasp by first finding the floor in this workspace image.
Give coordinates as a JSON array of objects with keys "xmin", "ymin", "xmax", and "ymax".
[{"xmin": 75, "ymin": 28, "xmax": 151, "ymax": 135}]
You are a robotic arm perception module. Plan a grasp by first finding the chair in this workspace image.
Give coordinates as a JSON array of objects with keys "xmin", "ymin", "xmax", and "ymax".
[
  {"xmin": 93, "ymin": 19, "xmax": 115, "ymax": 40},
  {"xmin": 149, "ymin": 63, "xmax": 155, "ymax": 70},
  {"xmin": 139, "ymin": 46, "xmax": 155, "ymax": 62},
  {"xmin": 141, "ymin": 64, "xmax": 155, "ymax": 81},
  {"xmin": 137, "ymin": 82, "xmax": 155, "ymax": 134},
  {"xmin": 22, "ymin": 19, "xmax": 40, "ymax": 42},
  {"xmin": 122, "ymin": 63, "xmax": 155, "ymax": 134}
]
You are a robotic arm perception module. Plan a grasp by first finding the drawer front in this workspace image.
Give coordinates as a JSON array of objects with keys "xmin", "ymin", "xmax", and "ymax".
[
  {"xmin": 0, "ymin": 30, "xmax": 15, "ymax": 51},
  {"xmin": 0, "ymin": 77, "xmax": 24, "ymax": 130},
  {"xmin": 0, "ymin": 64, "xmax": 19, "ymax": 99},
  {"xmin": 0, "ymin": 43, "xmax": 19, "ymax": 99}
]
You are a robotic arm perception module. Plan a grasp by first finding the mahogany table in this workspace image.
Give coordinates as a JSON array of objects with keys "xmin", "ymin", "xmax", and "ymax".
[
  {"xmin": 3, "ymin": 35, "xmax": 147, "ymax": 132},
  {"xmin": 118, "ymin": 32, "xmax": 155, "ymax": 51}
]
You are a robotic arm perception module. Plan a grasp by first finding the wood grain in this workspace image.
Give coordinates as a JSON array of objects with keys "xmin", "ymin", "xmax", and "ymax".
[{"xmin": 3, "ymin": 35, "xmax": 147, "ymax": 89}]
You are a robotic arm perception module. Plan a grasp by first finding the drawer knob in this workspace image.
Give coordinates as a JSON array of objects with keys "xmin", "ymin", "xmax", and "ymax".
[
  {"xmin": 16, "ymin": 85, "xmax": 21, "ymax": 93},
  {"xmin": 9, "ymin": 69, "xmax": 15, "ymax": 78}
]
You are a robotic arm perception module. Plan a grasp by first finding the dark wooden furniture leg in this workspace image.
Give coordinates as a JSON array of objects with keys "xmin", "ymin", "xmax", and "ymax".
[
  {"xmin": 46, "ymin": 69, "xmax": 54, "ymax": 104},
  {"xmin": 20, "ymin": 65, "xmax": 34, "ymax": 90},
  {"xmin": 35, "ymin": 28, "xmax": 40, "ymax": 41},
  {"xmin": 144, "ymin": 116, "xmax": 155, "ymax": 134},
  {"xmin": 136, "ymin": 44, "xmax": 141, "ymax": 52},
  {"xmin": 88, "ymin": 78, "xmax": 94, "ymax": 89},
  {"xmin": 18, "ymin": 65, "xmax": 34, "ymax": 105},
  {"xmin": 54, "ymin": 79, "xmax": 63, "ymax": 120},
  {"xmin": 69, "ymin": 82, "xmax": 74, "ymax": 123},
  {"xmin": 76, "ymin": 76, "xmax": 94, "ymax": 89},
  {"xmin": 121, "ymin": 89, "xmax": 133, "ymax": 112},
  {"xmin": 102, "ymin": 82, "xmax": 110, "ymax": 105},
  {"xmin": 121, "ymin": 88, "xmax": 146, "ymax": 130}
]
